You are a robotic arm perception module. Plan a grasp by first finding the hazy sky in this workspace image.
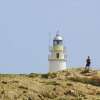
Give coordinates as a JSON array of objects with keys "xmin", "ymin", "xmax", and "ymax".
[{"xmin": 0, "ymin": 0, "xmax": 100, "ymax": 73}]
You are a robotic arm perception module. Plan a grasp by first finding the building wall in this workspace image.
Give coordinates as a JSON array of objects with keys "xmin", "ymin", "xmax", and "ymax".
[
  {"xmin": 49, "ymin": 61, "xmax": 66, "ymax": 72},
  {"xmin": 49, "ymin": 52, "xmax": 65, "ymax": 60}
]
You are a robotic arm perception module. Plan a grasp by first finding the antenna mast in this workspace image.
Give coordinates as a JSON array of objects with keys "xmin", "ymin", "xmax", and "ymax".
[
  {"xmin": 49, "ymin": 32, "xmax": 51, "ymax": 50},
  {"xmin": 56, "ymin": 30, "xmax": 60, "ymax": 35}
]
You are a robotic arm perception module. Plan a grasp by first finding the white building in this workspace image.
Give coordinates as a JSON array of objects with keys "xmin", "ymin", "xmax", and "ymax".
[{"xmin": 48, "ymin": 34, "xmax": 67, "ymax": 72}]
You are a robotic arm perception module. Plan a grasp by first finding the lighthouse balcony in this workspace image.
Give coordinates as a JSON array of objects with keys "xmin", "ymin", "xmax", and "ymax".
[
  {"xmin": 49, "ymin": 46, "xmax": 66, "ymax": 52},
  {"xmin": 48, "ymin": 58, "xmax": 66, "ymax": 61},
  {"xmin": 48, "ymin": 56, "xmax": 67, "ymax": 61}
]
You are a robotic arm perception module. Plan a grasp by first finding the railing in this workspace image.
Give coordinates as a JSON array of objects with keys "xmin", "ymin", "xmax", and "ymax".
[
  {"xmin": 48, "ymin": 55, "xmax": 67, "ymax": 61},
  {"xmin": 49, "ymin": 46, "xmax": 66, "ymax": 52}
]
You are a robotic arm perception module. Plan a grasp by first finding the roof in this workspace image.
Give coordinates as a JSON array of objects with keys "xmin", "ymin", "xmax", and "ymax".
[{"xmin": 53, "ymin": 34, "xmax": 63, "ymax": 41}]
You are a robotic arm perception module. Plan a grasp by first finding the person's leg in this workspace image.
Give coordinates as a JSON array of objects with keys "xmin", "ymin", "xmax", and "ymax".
[{"xmin": 85, "ymin": 64, "xmax": 90, "ymax": 72}]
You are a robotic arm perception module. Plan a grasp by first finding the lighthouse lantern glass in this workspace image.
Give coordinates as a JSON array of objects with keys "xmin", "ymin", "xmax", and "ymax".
[{"xmin": 53, "ymin": 40, "xmax": 63, "ymax": 45}]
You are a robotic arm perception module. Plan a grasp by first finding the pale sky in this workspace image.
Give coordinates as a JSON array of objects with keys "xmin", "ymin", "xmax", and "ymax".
[{"xmin": 0, "ymin": 0, "xmax": 100, "ymax": 73}]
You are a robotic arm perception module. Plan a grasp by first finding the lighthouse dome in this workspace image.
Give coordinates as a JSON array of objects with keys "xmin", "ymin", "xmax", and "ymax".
[{"xmin": 53, "ymin": 34, "xmax": 63, "ymax": 41}]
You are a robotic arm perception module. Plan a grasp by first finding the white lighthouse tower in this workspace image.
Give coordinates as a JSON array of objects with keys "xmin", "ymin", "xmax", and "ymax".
[{"xmin": 48, "ymin": 34, "xmax": 67, "ymax": 72}]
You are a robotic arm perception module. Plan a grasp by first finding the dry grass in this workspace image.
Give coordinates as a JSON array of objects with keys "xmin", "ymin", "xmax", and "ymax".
[{"xmin": 0, "ymin": 68, "xmax": 100, "ymax": 100}]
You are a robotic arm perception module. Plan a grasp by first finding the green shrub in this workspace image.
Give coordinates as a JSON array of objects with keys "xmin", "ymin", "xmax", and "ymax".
[
  {"xmin": 18, "ymin": 85, "xmax": 28, "ymax": 90},
  {"xmin": 41, "ymin": 72, "xmax": 57, "ymax": 79},
  {"xmin": 28, "ymin": 73, "xmax": 39, "ymax": 78},
  {"xmin": 46, "ymin": 81, "xmax": 60, "ymax": 85},
  {"xmin": 41, "ymin": 73, "xmax": 49, "ymax": 78},
  {"xmin": 48, "ymin": 72, "xmax": 57, "ymax": 78}
]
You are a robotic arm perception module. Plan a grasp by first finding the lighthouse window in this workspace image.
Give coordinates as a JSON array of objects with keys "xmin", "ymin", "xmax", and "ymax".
[
  {"xmin": 57, "ymin": 40, "xmax": 63, "ymax": 45},
  {"xmin": 53, "ymin": 40, "xmax": 63, "ymax": 45},
  {"xmin": 57, "ymin": 40, "xmax": 59, "ymax": 44},
  {"xmin": 56, "ymin": 53, "xmax": 59, "ymax": 59},
  {"xmin": 53, "ymin": 40, "xmax": 57, "ymax": 45}
]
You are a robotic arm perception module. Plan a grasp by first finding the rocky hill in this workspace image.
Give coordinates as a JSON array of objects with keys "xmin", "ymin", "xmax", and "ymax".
[{"xmin": 0, "ymin": 68, "xmax": 100, "ymax": 100}]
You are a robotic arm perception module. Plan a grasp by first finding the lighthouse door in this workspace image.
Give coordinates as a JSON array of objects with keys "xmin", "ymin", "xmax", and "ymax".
[{"xmin": 56, "ymin": 53, "xmax": 59, "ymax": 59}]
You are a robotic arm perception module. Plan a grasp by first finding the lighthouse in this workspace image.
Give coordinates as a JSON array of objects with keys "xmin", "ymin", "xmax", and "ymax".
[{"xmin": 48, "ymin": 34, "xmax": 67, "ymax": 72}]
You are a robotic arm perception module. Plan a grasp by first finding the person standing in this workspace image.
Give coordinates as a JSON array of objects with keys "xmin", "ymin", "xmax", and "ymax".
[{"xmin": 85, "ymin": 56, "xmax": 91, "ymax": 72}]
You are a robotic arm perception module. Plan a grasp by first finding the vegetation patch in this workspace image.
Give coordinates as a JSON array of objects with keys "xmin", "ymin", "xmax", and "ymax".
[
  {"xmin": 28, "ymin": 73, "xmax": 40, "ymax": 78},
  {"xmin": 41, "ymin": 72, "xmax": 57, "ymax": 79},
  {"xmin": 46, "ymin": 81, "xmax": 60, "ymax": 85},
  {"xmin": 0, "ymin": 68, "xmax": 100, "ymax": 100},
  {"xmin": 18, "ymin": 85, "xmax": 28, "ymax": 90}
]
